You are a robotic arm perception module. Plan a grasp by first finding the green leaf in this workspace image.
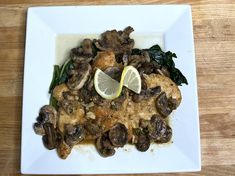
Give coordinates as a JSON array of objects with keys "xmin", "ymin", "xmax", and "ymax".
[
  {"xmin": 49, "ymin": 95, "xmax": 58, "ymax": 110},
  {"xmin": 132, "ymin": 44, "xmax": 188, "ymax": 86},
  {"xmin": 58, "ymin": 58, "xmax": 73, "ymax": 84}
]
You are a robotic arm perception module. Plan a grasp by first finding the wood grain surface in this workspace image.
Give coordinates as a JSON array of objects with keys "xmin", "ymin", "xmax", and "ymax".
[{"xmin": 0, "ymin": 0, "xmax": 234, "ymax": 175}]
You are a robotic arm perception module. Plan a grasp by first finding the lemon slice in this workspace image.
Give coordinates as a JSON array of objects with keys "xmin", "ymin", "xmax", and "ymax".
[
  {"xmin": 94, "ymin": 66, "xmax": 141, "ymax": 100},
  {"xmin": 120, "ymin": 66, "xmax": 141, "ymax": 94},
  {"xmin": 94, "ymin": 69, "xmax": 121, "ymax": 99}
]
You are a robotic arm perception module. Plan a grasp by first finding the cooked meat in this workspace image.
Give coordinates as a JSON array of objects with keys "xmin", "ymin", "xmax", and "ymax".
[
  {"xmin": 147, "ymin": 115, "xmax": 172, "ymax": 143},
  {"xmin": 33, "ymin": 105, "xmax": 58, "ymax": 135},
  {"xmin": 53, "ymin": 84, "xmax": 69, "ymax": 102},
  {"xmin": 84, "ymin": 119, "xmax": 103, "ymax": 139},
  {"xmin": 62, "ymin": 91, "xmax": 79, "ymax": 101},
  {"xmin": 85, "ymin": 111, "xmax": 96, "ymax": 120},
  {"xmin": 96, "ymin": 132, "xmax": 115, "ymax": 157},
  {"xmin": 93, "ymin": 51, "xmax": 117, "ymax": 70},
  {"xmin": 143, "ymin": 73, "xmax": 182, "ymax": 107},
  {"xmin": 67, "ymin": 62, "xmax": 91, "ymax": 90},
  {"xmin": 110, "ymin": 88, "xmax": 127, "ymax": 110},
  {"xmin": 64, "ymin": 124, "xmax": 85, "ymax": 147},
  {"xmin": 58, "ymin": 103, "xmax": 85, "ymax": 133},
  {"xmin": 109, "ymin": 123, "xmax": 128, "ymax": 147},
  {"xmin": 94, "ymin": 26, "xmax": 134, "ymax": 55},
  {"xmin": 60, "ymin": 99, "xmax": 78, "ymax": 114},
  {"xmin": 57, "ymin": 141, "xmax": 72, "ymax": 159}
]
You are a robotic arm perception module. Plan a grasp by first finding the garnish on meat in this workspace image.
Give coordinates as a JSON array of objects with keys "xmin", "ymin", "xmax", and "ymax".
[{"xmin": 33, "ymin": 26, "xmax": 187, "ymax": 159}]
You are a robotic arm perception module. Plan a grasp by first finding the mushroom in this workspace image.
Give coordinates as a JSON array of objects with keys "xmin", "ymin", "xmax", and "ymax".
[
  {"xmin": 67, "ymin": 62, "xmax": 91, "ymax": 90},
  {"xmin": 82, "ymin": 39, "xmax": 93, "ymax": 57},
  {"xmin": 33, "ymin": 105, "xmax": 57, "ymax": 135},
  {"xmin": 133, "ymin": 128, "xmax": 150, "ymax": 152},
  {"xmin": 138, "ymin": 61, "xmax": 161, "ymax": 75},
  {"xmin": 70, "ymin": 39, "xmax": 94, "ymax": 63},
  {"xmin": 128, "ymin": 51, "xmax": 150, "ymax": 68},
  {"xmin": 155, "ymin": 92, "xmax": 174, "ymax": 117},
  {"xmin": 42, "ymin": 123, "xmax": 57, "ymax": 150},
  {"xmin": 33, "ymin": 123, "xmax": 45, "ymax": 135},
  {"xmin": 57, "ymin": 141, "xmax": 72, "ymax": 159},
  {"xmin": 108, "ymin": 123, "xmax": 128, "ymax": 147},
  {"xmin": 147, "ymin": 115, "xmax": 172, "ymax": 143},
  {"xmin": 132, "ymin": 86, "xmax": 161, "ymax": 103},
  {"xmin": 94, "ymin": 26, "xmax": 134, "ymax": 55},
  {"xmin": 64, "ymin": 124, "xmax": 85, "ymax": 147},
  {"xmin": 95, "ymin": 132, "xmax": 115, "ymax": 157}
]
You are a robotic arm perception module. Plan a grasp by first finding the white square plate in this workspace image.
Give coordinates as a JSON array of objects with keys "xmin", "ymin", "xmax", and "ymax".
[{"xmin": 21, "ymin": 5, "xmax": 201, "ymax": 174}]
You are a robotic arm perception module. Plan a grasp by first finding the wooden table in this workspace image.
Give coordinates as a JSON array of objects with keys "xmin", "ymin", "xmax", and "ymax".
[{"xmin": 0, "ymin": 0, "xmax": 234, "ymax": 175}]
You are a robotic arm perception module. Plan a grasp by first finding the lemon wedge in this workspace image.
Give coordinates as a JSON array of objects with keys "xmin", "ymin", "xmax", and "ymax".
[
  {"xmin": 94, "ymin": 69, "xmax": 121, "ymax": 100},
  {"xmin": 94, "ymin": 66, "xmax": 141, "ymax": 100},
  {"xmin": 120, "ymin": 66, "xmax": 141, "ymax": 94}
]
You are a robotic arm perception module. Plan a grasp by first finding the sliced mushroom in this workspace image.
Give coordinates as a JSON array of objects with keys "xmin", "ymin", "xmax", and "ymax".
[
  {"xmin": 133, "ymin": 128, "xmax": 150, "ymax": 152},
  {"xmin": 57, "ymin": 141, "xmax": 72, "ymax": 159},
  {"xmin": 82, "ymin": 39, "xmax": 93, "ymax": 57},
  {"xmin": 109, "ymin": 123, "xmax": 128, "ymax": 147},
  {"xmin": 155, "ymin": 92, "xmax": 173, "ymax": 117},
  {"xmin": 64, "ymin": 124, "xmax": 85, "ymax": 147},
  {"xmin": 70, "ymin": 39, "xmax": 94, "ymax": 63},
  {"xmin": 94, "ymin": 26, "xmax": 134, "ymax": 55},
  {"xmin": 34, "ymin": 105, "xmax": 58, "ymax": 135},
  {"xmin": 33, "ymin": 122, "xmax": 45, "ymax": 135},
  {"xmin": 95, "ymin": 132, "xmax": 115, "ymax": 157},
  {"xmin": 67, "ymin": 62, "xmax": 91, "ymax": 90},
  {"xmin": 132, "ymin": 86, "xmax": 161, "ymax": 103},
  {"xmin": 147, "ymin": 115, "xmax": 172, "ymax": 143},
  {"xmin": 138, "ymin": 61, "xmax": 161, "ymax": 75},
  {"xmin": 128, "ymin": 51, "xmax": 150, "ymax": 68},
  {"xmin": 42, "ymin": 123, "xmax": 57, "ymax": 150}
]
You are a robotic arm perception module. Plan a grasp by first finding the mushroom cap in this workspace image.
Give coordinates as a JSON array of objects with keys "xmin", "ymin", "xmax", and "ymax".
[
  {"xmin": 64, "ymin": 124, "xmax": 85, "ymax": 147},
  {"xmin": 108, "ymin": 123, "xmax": 128, "ymax": 147},
  {"xmin": 95, "ymin": 132, "xmax": 115, "ymax": 157}
]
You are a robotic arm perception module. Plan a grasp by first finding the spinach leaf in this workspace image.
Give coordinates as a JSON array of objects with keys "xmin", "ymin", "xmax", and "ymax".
[
  {"xmin": 132, "ymin": 44, "xmax": 188, "ymax": 86},
  {"xmin": 48, "ymin": 58, "xmax": 73, "ymax": 93},
  {"xmin": 49, "ymin": 95, "xmax": 58, "ymax": 110},
  {"xmin": 58, "ymin": 58, "xmax": 73, "ymax": 84}
]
